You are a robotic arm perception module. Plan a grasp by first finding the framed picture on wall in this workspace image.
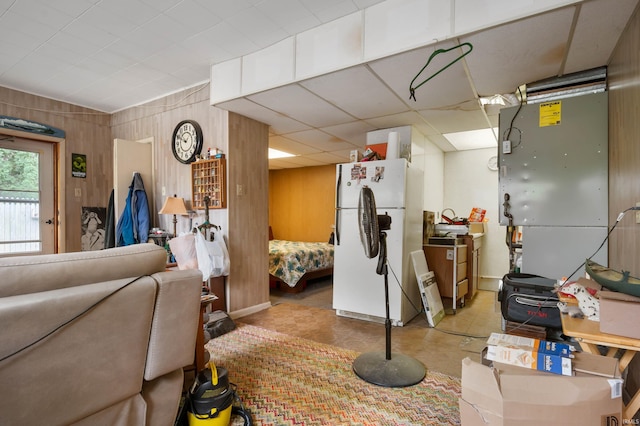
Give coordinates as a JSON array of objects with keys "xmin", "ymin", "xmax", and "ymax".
[
  {"xmin": 72, "ymin": 153, "xmax": 86, "ymax": 178},
  {"xmin": 81, "ymin": 207, "xmax": 106, "ymax": 251}
]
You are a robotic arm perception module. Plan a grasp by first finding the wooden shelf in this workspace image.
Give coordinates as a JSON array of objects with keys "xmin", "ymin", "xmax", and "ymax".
[{"xmin": 191, "ymin": 158, "xmax": 226, "ymax": 210}]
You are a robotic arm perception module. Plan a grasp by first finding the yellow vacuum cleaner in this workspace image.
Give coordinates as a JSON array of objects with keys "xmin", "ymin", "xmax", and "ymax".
[{"xmin": 187, "ymin": 362, "xmax": 233, "ymax": 425}]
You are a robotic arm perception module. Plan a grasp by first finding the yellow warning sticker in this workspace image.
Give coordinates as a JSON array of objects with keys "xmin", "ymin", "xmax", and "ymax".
[{"xmin": 539, "ymin": 101, "xmax": 561, "ymax": 127}]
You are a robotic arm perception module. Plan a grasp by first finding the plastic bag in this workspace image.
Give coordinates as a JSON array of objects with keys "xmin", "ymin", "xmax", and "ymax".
[
  {"xmin": 194, "ymin": 231, "xmax": 230, "ymax": 279},
  {"xmin": 211, "ymin": 232, "xmax": 230, "ymax": 277}
]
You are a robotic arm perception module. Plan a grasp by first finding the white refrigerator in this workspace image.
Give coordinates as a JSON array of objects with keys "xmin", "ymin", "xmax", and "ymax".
[{"xmin": 332, "ymin": 158, "xmax": 424, "ymax": 326}]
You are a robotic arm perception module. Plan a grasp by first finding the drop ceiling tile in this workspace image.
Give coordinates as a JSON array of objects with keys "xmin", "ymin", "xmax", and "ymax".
[
  {"xmin": 426, "ymin": 134, "xmax": 456, "ymax": 152},
  {"xmin": 301, "ymin": 65, "xmax": 408, "ymax": 119},
  {"xmin": 62, "ymin": 20, "xmax": 119, "ymax": 48},
  {"xmin": 443, "ymin": 128, "xmax": 497, "ymax": 150},
  {"xmin": 320, "ymin": 120, "xmax": 377, "ymax": 146},
  {"xmin": 295, "ymin": 13, "xmax": 363, "ymax": 80},
  {"xmin": 269, "ymin": 135, "xmax": 323, "ymax": 155},
  {"xmin": 242, "ymin": 38, "xmax": 295, "ymax": 94},
  {"xmin": 454, "ymin": 0, "xmax": 577, "ymax": 36},
  {"xmin": 462, "ymin": 7, "xmax": 575, "ymax": 96},
  {"xmin": 364, "ymin": 0, "xmax": 453, "ymax": 61},
  {"xmin": 1, "ymin": 11, "xmax": 58, "ymax": 43},
  {"xmin": 248, "ymin": 84, "xmax": 355, "ymax": 128},
  {"xmin": 10, "ymin": 0, "xmax": 75, "ymax": 26},
  {"xmin": 97, "ymin": 0, "xmax": 160, "ymax": 25},
  {"xmin": 284, "ymin": 128, "xmax": 357, "ymax": 152},
  {"xmin": 226, "ymin": 6, "xmax": 290, "ymax": 48},
  {"xmin": 47, "ymin": 0, "xmax": 95, "ymax": 17},
  {"xmin": 48, "ymin": 32, "xmax": 102, "ymax": 57},
  {"xmin": 369, "ymin": 41, "xmax": 476, "ymax": 110},
  {"xmin": 416, "ymin": 101, "xmax": 487, "ymax": 133},
  {"xmin": 30, "ymin": 44, "xmax": 86, "ymax": 68},
  {"xmin": 164, "ymin": 0, "xmax": 221, "ymax": 36},
  {"xmin": 306, "ymin": 151, "xmax": 350, "ymax": 164},
  {"xmin": 189, "ymin": 22, "xmax": 257, "ymax": 60},
  {"xmin": 192, "ymin": 0, "xmax": 255, "ymax": 20},
  {"xmin": 80, "ymin": 4, "xmax": 141, "ymax": 34},
  {"xmin": 269, "ymin": 156, "xmax": 325, "ymax": 169},
  {"xmin": 254, "ymin": 0, "xmax": 317, "ymax": 34},
  {"xmin": 563, "ymin": 0, "xmax": 640, "ymax": 74},
  {"xmin": 130, "ymin": 14, "xmax": 194, "ymax": 48},
  {"xmin": 363, "ymin": 111, "xmax": 428, "ymax": 130},
  {"xmin": 300, "ymin": 0, "xmax": 360, "ymax": 23},
  {"xmin": 215, "ymin": 98, "xmax": 309, "ymax": 134}
]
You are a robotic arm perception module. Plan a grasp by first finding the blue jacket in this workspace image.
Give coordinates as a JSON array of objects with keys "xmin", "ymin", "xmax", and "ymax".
[{"xmin": 116, "ymin": 173, "xmax": 150, "ymax": 246}]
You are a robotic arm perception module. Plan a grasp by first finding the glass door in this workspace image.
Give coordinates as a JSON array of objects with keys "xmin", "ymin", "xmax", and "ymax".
[{"xmin": 0, "ymin": 137, "xmax": 55, "ymax": 255}]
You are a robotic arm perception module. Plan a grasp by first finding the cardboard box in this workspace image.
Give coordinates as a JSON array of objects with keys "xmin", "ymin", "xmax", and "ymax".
[
  {"xmin": 364, "ymin": 143, "xmax": 387, "ymax": 159},
  {"xmin": 349, "ymin": 150, "xmax": 362, "ymax": 162},
  {"xmin": 461, "ymin": 352, "xmax": 623, "ymax": 425},
  {"xmin": 487, "ymin": 333, "xmax": 574, "ymax": 357},
  {"xmin": 599, "ymin": 289, "xmax": 640, "ymax": 339},
  {"xmin": 468, "ymin": 222, "xmax": 485, "ymax": 234},
  {"xmin": 486, "ymin": 345, "xmax": 572, "ymax": 376},
  {"xmin": 485, "ymin": 333, "xmax": 575, "ymax": 376}
]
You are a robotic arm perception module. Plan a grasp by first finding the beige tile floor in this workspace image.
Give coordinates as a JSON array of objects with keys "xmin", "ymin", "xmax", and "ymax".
[{"xmin": 239, "ymin": 278, "xmax": 503, "ymax": 378}]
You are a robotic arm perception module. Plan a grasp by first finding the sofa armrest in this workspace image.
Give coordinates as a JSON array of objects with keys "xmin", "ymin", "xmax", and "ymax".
[{"xmin": 144, "ymin": 269, "xmax": 202, "ymax": 380}]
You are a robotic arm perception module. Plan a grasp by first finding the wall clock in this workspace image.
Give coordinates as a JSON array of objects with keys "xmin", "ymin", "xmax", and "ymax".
[
  {"xmin": 172, "ymin": 120, "xmax": 203, "ymax": 164},
  {"xmin": 487, "ymin": 155, "xmax": 498, "ymax": 171}
]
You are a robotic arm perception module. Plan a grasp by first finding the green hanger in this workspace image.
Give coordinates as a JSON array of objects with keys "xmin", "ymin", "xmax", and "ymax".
[{"xmin": 409, "ymin": 42, "xmax": 473, "ymax": 101}]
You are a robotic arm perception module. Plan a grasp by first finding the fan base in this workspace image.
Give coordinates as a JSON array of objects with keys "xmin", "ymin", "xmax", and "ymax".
[{"xmin": 353, "ymin": 351, "xmax": 426, "ymax": 387}]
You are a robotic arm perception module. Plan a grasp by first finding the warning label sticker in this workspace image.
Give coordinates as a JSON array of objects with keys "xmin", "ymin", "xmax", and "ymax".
[{"xmin": 539, "ymin": 101, "xmax": 561, "ymax": 127}]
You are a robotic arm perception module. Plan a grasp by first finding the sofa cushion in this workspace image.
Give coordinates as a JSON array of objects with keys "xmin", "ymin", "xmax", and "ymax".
[
  {"xmin": 0, "ymin": 276, "xmax": 156, "ymax": 425},
  {"xmin": 0, "ymin": 243, "xmax": 167, "ymax": 297}
]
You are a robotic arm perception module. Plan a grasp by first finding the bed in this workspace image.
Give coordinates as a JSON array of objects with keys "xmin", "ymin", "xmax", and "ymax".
[{"xmin": 268, "ymin": 239, "xmax": 334, "ymax": 293}]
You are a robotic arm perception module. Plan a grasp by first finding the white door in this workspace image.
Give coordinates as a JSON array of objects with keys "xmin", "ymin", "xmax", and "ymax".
[
  {"xmin": 113, "ymin": 138, "xmax": 154, "ymax": 226},
  {"xmin": 0, "ymin": 137, "xmax": 55, "ymax": 255}
]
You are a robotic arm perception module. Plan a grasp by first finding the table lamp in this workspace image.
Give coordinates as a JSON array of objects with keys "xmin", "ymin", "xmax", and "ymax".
[{"xmin": 159, "ymin": 194, "xmax": 188, "ymax": 237}]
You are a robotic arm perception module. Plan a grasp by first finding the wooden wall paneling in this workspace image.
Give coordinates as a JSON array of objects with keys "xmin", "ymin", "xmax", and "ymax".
[
  {"xmin": 228, "ymin": 112, "xmax": 270, "ymax": 312},
  {"xmin": 269, "ymin": 164, "xmax": 336, "ymax": 242},
  {"xmin": 608, "ymin": 3, "xmax": 640, "ymax": 276},
  {"xmin": 110, "ymin": 85, "xmax": 229, "ymax": 236},
  {"xmin": 0, "ymin": 86, "xmax": 112, "ymax": 253}
]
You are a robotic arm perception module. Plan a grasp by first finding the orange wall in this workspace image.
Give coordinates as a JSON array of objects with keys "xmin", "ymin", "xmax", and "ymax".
[{"xmin": 269, "ymin": 164, "xmax": 335, "ymax": 242}]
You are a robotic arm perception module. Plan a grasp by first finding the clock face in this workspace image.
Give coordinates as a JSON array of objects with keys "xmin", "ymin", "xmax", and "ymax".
[{"xmin": 172, "ymin": 120, "xmax": 203, "ymax": 164}]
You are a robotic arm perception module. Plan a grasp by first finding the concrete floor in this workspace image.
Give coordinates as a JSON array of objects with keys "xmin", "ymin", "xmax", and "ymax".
[{"xmin": 239, "ymin": 278, "xmax": 503, "ymax": 378}]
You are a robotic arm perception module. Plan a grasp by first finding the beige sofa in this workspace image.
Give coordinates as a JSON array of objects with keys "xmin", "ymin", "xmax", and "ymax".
[{"xmin": 0, "ymin": 243, "xmax": 203, "ymax": 426}]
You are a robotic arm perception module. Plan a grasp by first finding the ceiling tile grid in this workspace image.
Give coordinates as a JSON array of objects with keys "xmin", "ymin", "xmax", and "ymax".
[{"xmin": 0, "ymin": 0, "xmax": 638, "ymax": 169}]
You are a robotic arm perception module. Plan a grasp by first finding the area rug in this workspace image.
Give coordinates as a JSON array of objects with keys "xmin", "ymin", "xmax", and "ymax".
[{"xmin": 204, "ymin": 323, "xmax": 461, "ymax": 425}]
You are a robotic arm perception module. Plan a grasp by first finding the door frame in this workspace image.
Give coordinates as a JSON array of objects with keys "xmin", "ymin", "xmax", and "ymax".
[{"xmin": 0, "ymin": 128, "xmax": 65, "ymax": 253}]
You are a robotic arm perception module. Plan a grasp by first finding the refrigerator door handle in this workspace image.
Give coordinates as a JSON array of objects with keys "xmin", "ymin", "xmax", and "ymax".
[{"xmin": 335, "ymin": 165, "xmax": 342, "ymax": 245}]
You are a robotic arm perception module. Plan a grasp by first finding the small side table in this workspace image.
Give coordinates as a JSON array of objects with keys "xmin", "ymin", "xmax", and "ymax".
[
  {"xmin": 207, "ymin": 276, "xmax": 226, "ymax": 312},
  {"xmin": 194, "ymin": 294, "xmax": 218, "ymax": 372},
  {"xmin": 561, "ymin": 313, "xmax": 640, "ymax": 420}
]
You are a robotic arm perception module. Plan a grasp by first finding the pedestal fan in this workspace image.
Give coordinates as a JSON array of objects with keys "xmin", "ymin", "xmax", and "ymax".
[{"xmin": 352, "ymin": 186, "xmax": 426, "ymax": 387}]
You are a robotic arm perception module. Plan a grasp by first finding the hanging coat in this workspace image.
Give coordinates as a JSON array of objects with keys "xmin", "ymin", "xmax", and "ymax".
[
  {"xmin": 104, "ymin": 189, "xmax": 116, "ymax": 249},
  {"xmin": 116, "ymin": 173, "xmax": 150, "ymax": 246}
]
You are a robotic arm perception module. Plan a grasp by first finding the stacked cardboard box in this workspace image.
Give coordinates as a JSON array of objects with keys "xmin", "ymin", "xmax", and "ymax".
[
  {"xmin": 460, "ymin": 333, "xmax": 623, "ymax": 425},
  {"xmin": 485, "ymin": 333, "xmax": 574, "ymax": 376}
]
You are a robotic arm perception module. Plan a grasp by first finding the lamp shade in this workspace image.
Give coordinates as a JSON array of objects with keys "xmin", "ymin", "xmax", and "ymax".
[{"xmin": 159, "ymin": 196, "xmax": 188, "ymax": 216}]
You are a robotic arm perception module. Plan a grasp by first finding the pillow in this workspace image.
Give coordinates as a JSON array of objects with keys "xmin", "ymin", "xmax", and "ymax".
[{"xmin": 168, "ymin": 234, "xmax": 198, "ymax": 270}]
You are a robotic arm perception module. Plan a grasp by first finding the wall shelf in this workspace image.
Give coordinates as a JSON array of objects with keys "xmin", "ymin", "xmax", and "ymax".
[{"xmin": 191, "ymin": 158, "xmax": 226, "ymax": 210}]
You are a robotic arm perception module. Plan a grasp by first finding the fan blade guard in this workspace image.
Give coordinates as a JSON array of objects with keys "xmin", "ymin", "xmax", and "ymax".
[{"xmin": 358, "ymin": 186, "xmax": 379, "ymax": 258}]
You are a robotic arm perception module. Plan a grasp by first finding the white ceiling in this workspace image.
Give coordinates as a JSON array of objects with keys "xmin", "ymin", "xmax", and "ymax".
[{"xmin": 1, "ymin": 0, "xmax": 638, "ymax": 169}]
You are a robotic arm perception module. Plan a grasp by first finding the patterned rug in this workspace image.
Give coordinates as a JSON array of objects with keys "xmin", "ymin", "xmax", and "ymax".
[{"xmin": 204, "ymin": 323, "xmax": 461, "ymax": 425}]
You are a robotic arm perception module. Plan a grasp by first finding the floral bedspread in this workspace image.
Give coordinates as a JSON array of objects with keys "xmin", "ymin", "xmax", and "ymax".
[{"xmin": 269, "ymin": 240, "xmax": 334, "ymax": 287}]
